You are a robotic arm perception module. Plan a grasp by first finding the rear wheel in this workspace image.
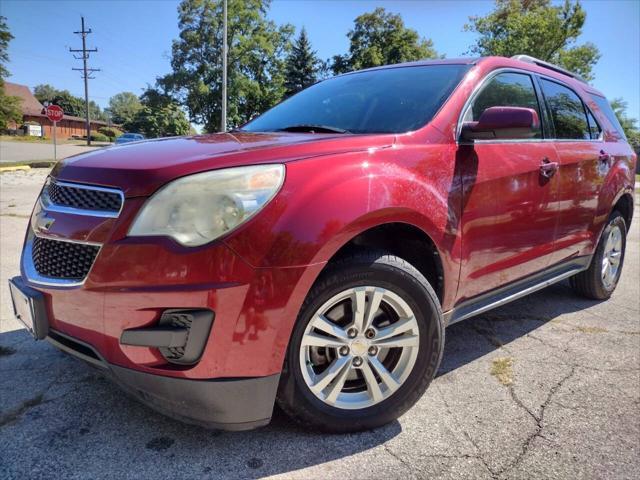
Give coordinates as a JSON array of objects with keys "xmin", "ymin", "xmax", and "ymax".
[
  {"xmin": 570, "ymin": 211, "xmax": 627, "ymax": 300},
  {"xmin": 277, "ymin": 252, "xmax": 444, "ymax": 432}
]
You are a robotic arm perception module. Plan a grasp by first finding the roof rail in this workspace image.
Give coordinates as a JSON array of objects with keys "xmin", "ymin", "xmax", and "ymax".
[{"xmin": 511, "ymin": 55, "xmax": 588, "ymax": 84}]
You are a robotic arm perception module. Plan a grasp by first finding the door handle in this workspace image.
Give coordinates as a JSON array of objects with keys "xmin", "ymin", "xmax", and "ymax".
[
  {"xmin": 599, "ymin": 150, "xmax": 611, "ymax": 165},
  {"xmin": 539, "ymin": 158, "xmax": 559, "ymax": 178}
]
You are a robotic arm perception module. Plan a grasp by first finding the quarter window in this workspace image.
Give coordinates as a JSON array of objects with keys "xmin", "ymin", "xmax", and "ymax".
[
  {"xmin": 586, "ymin": 109, "xmax": 601, "ymax": 140},
  {"xmin": 540, "ymin": 79, "xmax": 590, "ymax": 140},
  {"xmin": 464, "ymin": 72, "xmax": 542, "ymax": 139},
  {"xmin": 592, "ymin": 95, "xmax": 627, "ymax": 140}
]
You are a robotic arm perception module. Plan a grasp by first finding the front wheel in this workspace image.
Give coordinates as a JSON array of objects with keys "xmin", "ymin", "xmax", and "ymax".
[
  {"xmin": 277, "ymin": 252, "xmax": 444, "ymax": 432},
  {"xmin": 570, "ymin": 211, "xmax": 627, "ymax": 300}
]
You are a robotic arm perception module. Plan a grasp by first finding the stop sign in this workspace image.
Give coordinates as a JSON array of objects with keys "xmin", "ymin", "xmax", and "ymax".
[{"xmin": 45, "ymin": 105, "xmax": 64, "ymax": 123}]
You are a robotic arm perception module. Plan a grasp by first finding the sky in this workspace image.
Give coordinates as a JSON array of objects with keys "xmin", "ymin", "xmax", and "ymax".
[{"xmin": 2, "ymin": 0, "xmax": 639, "ymax": 122}]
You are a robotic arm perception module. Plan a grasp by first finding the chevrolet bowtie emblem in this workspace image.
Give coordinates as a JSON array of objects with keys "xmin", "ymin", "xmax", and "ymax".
[{"xmin": 35, "ymin": 212, "xmax": 55, "ymax": 232}]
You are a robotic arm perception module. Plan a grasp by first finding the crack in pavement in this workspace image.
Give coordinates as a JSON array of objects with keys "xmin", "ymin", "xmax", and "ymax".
[
  {"xmin": 497, "ymin": 366, "xmax": 577, "ymax": 477},
  {"xmin": 0, "ymin": 392, "xmax": 49, "ymax": 428},
  {"xmin": 0, "ymin": 369, "xmax": 65, "ymax": 428},
  {"xmin": 437, "ymin": 386, "xmax": 499, "ymax": 479}
]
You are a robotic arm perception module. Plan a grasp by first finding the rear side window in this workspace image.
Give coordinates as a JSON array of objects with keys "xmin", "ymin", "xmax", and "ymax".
[
  {"xmin": 592, "ymin": 95, "xmax": 627, "ymax": 140},
  {"xmin": 464, "ymin": 72, "xmax": 542, "ymax": 139},
  {"xmin": 540, "ymin": 79, "xmax": 590, "ymax": 140}
]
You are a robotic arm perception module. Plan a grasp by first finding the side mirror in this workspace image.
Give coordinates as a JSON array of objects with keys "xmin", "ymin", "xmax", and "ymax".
[{"xmin": 460, "ymin": 106, "xmax": 540, "ymax": 142}]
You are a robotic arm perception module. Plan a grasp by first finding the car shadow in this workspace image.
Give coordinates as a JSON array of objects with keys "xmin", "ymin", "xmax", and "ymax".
[
  {"xmin": 0, "ymin": 279, "xmax": 604, "ymax": 479},
  {"xmin": 438, "ymin": 280, "xmax": 605, "ymax": 376}
]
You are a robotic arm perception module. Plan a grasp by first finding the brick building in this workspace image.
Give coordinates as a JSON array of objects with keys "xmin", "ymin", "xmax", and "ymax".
[{"xmin": 5, "ymin": 82, "xmax": 110, "ymax": 138}]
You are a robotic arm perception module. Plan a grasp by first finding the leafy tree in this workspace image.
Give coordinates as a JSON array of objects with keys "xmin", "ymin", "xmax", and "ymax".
[
  {"xmin": 140, "ymin": 86, "xmax": 174, "ymax": 110},
  {"xmin": 159, "ymin": 0, "xmax": 293, "ymax": 132},
  {"xmin": 284, "ymin": 28, "xmax": 320, "ymax": 96},
  {"xmin": 33, "ymin": 84, "xmax": 58, "ymax": 103},
  {"xmin": 0, "ymin": 16, "xmax": 22, "ymax": 131},
  {"xmin": 465, "ymin": 0, "xmax": 600, "ymax": 81},
  {"xmin": 610, "ymin": 98, "xmax": 640, "ymax": 152},
  {"xmin": 107, "ymin": 92, "xmax": 142, "ymax": 125},
  {"xmin": 34, "ymin": 84, "xmax": 107, "ymax": 121},
  {"xmin": 123, "ymin": 88, "xmax": 190, "ymax": 137},
  {"xmin": 331, "ymin": 8, "xmax": 439, "ymax": 75},
  {"xmin": 126, "ymin": 103, "xmax": 190, "ymax": 138},
  {"xmin": 0, "ymin": 15, "xmax": 12, "ymax": 80}
]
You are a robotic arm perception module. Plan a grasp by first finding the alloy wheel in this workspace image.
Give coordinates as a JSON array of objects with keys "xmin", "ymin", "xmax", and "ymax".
[
  {"xmin": 602, "ymin": 224, "xmax": 623, "ymax": 289},
  {"xmin": 299, "ymin": 286, "xmax": 420, "ymax": 410}
]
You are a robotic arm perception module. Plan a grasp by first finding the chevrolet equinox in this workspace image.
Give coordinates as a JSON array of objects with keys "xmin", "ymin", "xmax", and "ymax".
[{"xmin": 10, "ymin": 55, "xmax": 636, "ymax": 432}]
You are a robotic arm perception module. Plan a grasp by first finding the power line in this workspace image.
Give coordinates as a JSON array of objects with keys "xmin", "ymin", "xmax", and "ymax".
[{"xmin": 69, "ymin": 16, "xmax": 100, "ymax": 146}]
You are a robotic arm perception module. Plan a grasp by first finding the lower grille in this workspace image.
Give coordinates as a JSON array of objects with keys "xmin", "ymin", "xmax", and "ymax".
[{"xmin": 32, "ymin": 236, "xmax": 100, "ymax": 280}]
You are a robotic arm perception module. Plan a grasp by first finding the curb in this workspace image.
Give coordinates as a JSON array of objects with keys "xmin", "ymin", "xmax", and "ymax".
[{"xmin": 0, "ymin": 165, "xmax": 31, "ymax": 173}]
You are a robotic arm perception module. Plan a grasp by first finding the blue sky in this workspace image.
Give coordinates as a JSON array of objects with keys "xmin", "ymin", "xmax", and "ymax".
[{"xmin": 3, "ymin": 0, "xmax": 639, "ymax": 122}]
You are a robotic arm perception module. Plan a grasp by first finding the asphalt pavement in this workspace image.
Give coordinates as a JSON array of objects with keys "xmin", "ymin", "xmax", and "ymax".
[
  {"xmin": 0, "ymin": 168, "xmax": 638, "ymax": 479},
  {"xmin": 0, "ymin": 140, "xmax": 104, "ymax": 163}
]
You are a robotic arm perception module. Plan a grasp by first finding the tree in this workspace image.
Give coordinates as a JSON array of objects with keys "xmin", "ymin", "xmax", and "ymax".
[
  {"xmin": 331, "ymin": 8, "xmax": 439, "ymax": 75},
  {"xmin": 0, "ymin": 16, "xmax": 22, "ymax": 131},
  {"xmin": 159, "ymin": 0, "xmax": 293, "ymax": 132},
  {"xmin": 34, "ymin": 84, "xmax": 107, "ymax": 121},
  {"xmin": 610, "ymin": 98, "xmax": 640, "ymax": 152},
  {"xmin": 122, "ymin": 87, "xmax": 190, "ymax": 138},
  {"xmin": 284, "ymin": 28, "xmax": 320, "ymax": 96},
  {"xmin": 126, "ymin": 103, "xmax": 190, "ymax": 138},
  {"xmin": 107, "ymin": 92, "xmax": 142, "ymax": 125},
  {"xmin": 465, "ymin": 0, "xmax": 600, "ymax": 81}
]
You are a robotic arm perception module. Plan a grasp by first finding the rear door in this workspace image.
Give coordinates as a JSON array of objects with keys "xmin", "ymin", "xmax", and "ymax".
[
  {"xmin": 537, "ymin": 78, "xmax": 606, "ymax": 263},
  {"xmin": 456, "ymin": 70, "xmax": 562, "ymax": 302}
]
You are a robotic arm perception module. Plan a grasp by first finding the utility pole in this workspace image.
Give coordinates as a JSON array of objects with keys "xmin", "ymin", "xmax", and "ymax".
[
  {"xmin": 221, "ymin": 0, "xmax": 228, "ymax": 132},
  {"xmin": 70, "ymin": 16, "xmax": 100, "ymax": 146}
]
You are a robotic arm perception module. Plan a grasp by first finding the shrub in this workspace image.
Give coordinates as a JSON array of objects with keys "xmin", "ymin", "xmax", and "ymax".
[
  {"xmin": 98, "ymin": 127, "xmax": 123, "ymax": 141},
  {"xmin": 89, "ymin": 132, "xmax": 109, "ymax": 142}
]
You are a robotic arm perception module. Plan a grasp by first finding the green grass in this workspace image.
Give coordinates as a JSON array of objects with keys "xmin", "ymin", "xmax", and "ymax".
[
  {"xmin": 0, "ymin": 134, "xmax": 50, "ymax": 143},
  {"xmin": 490, "ymin": 357, "xmax": 514, "ymax": 386}
]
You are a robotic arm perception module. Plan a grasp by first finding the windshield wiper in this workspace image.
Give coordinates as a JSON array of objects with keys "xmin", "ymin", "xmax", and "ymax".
[{"xmin": 276, "ymin": 124, "xmax": 350, "ymax": 134}]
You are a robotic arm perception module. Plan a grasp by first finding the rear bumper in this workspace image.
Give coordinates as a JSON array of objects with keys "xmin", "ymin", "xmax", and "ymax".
[{"xmin": 47, "ymin": 329, "xmax": 280, "ymax": 431}]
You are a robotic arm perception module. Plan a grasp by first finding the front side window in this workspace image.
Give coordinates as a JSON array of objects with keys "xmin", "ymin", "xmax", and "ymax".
[
  {"xmin": 540, "ymin": 79, "xmax": 590, "ymax": 140},
  {"xmin": 242, "ymin": 64, "xmax": 470, "ymax": 134},
  {"xmin": 463, "ymin": 72, "xmax": 542, "ymax": 139}
]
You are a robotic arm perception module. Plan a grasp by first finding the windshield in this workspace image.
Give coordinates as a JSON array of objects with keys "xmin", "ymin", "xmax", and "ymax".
[{"xmin": 242, "ymin": 64, "xmax": 470, "ymax": 134}]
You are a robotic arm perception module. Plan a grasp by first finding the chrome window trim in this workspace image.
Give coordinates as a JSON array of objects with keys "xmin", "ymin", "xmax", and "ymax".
[
  {"xmin": 42, "ymin": 178, "xmax": 124, "ymax": 218},
  {"xmin": 22, "ymin": 230, "xmax": 102, "ymax": 287},
  {"xmin": 456, "ymin": 67, "xmax": 605, "ymax": 145}
]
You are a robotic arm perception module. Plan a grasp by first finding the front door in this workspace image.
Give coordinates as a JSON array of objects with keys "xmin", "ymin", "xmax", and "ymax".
[{"xmin": 456, "ymin": 71, "xmax": 561, "ymax": 302}]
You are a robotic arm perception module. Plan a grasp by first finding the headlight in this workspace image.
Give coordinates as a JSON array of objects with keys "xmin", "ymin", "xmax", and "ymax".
[{"xmin": 128, "ymin": 164, "xmax": 285, "ymax": 246}]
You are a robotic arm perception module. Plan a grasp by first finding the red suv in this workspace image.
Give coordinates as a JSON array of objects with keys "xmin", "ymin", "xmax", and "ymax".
[{"xmin": 9, "ymin": 55, "xmax": 636, "ymax": 432}]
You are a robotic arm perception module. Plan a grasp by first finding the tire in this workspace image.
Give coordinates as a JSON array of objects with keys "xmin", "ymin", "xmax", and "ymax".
[
  {"xmin": 277, "ymin": 251, "xmax": 444, "ymax": 433},
  {"xmin": 570, "ymin": 211, "xmax": 627, "ymax": 300}
]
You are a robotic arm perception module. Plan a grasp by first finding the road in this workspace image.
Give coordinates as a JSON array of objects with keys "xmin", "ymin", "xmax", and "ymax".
[
  {"xmin": 0, "ymin": 140, "xmax": 104, "ymax": 163},
  {"xmin": 0, "ymin": 168, "xmax": 638, "ymax": 479}
]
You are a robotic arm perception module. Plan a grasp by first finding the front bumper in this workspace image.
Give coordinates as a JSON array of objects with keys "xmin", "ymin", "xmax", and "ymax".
[{"xmin": 47, "ymin": 329, "xmax": 280, "ymax": 430}]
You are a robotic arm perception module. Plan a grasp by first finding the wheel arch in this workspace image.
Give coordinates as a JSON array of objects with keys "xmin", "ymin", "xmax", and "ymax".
[
  {"xmin": 320, "ymin": 221, "xmax": 446, "ymax": 304},
  {"xmin": 613, "ymin": 191, "xmax": 634, "ymax": 231}
]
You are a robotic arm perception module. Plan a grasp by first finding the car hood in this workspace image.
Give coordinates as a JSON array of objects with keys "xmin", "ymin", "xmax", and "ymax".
[{"xmin": 52, "ymin": 131, "xmax": 394, "ymax": 197}]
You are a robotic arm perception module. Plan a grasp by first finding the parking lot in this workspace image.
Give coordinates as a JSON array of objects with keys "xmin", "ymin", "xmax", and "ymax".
[
  {"xmin": 0, "ymin": 140, "xmax": 103, "ymax": 163},
  {"xmin": 1, "ymin": 168, "xmax": 638, "ymax": 480}
]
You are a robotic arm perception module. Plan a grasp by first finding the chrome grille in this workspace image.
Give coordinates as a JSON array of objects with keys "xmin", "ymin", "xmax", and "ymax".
[
  {"xmin": 47, "ymin": 180, "xmax": 123, "ymax": 214},
  {"xmin": 31, "ymin": 236, "xmax": 100, "ymax": 280}
]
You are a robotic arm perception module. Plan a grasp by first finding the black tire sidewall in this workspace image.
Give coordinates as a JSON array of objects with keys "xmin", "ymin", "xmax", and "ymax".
[{"xmin": 280, "ymin": 256, "xmax": 444, "ymax": 431}]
